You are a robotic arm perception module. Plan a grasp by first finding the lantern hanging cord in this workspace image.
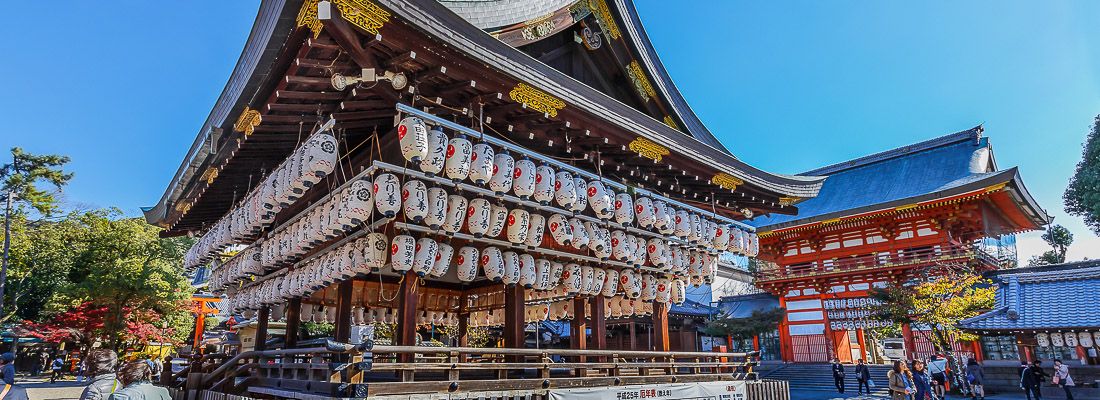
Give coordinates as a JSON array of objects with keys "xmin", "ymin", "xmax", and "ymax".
[{"xmin": 379, "ymin": 272, "xmax": 401, "ymax": 302}]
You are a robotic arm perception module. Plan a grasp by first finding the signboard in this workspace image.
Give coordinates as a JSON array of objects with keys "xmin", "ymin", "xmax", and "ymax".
[{"xmin": 548, "ymin": 381, "xmax": 746, "ymax": 400}]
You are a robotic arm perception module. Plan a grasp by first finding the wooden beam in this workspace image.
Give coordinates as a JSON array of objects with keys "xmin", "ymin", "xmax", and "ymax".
[
  {"xmin": 653, "ymin": 302, "xmax": 670, "ymax": 352},
  {"xmin": 285, "ymin": 298, "xmax": 301, "ymax": 348},
  {"xmin": 590, "ymin": 296, "xmax": 607, "ymax": 362},
  {"xmin": 334, "ymin": 280, "xmax": 354, "ymax": 342},
  {"xmin": 396, "ymin": 271, "xmax": 419, "ymax": 364},
  {"xmin": 318, "ymin": 1, "xmax": 378, "ymax": 68},
  {"xmin": 571, "ymin": 296, "xmax": 588, "ymax": 377},
  {"xmin": 254, "ymin": 306, "xmax": 270, "ymax": 352}
]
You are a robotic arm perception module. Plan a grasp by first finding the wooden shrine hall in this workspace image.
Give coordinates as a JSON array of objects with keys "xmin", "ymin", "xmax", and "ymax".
[
  {"xmin": 747, "ymin": 127, "xmax": 1050, "ymax": 364},
  {"xmin": 142, "ymin": 0, "xmax": 822, "ymax": 398}
]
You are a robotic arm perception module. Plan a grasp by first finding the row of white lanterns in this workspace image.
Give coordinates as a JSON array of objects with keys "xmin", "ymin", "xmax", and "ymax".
[
  {"xmin": 184, "ymin": 131, "xmax": 339, "ymax": 269},
  {"xmin": 396, "ymin": 116, "xmax": 759, "ymax": 256},
  {"xmin": 1037, "ymin": 332, "xmax": 1100, "ymax": 348}
]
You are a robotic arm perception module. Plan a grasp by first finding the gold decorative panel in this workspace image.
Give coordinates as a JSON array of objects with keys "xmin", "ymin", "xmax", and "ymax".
[
  {"xmin": 233, "ymin": 107, "xmax": 262, "ymax": 136},
  {"xmin": 626, "ymin": 60, "xmax": 656, "ymax": 100},
  {"xmin": 628, "ymin": 137, "xmax": 670, "ymax": 162},
  {"xmin": 508, "ymin": 83, "xmax": 566, "ymax": 117},
  {"xmin": 201, "ymin": 167, "xmax": 220, "ymax": 185},
  {"xmin": 588, "ymin": 0, "xmax": 621, "ymax": 40},
  {"xmin": 710, "ymin": 173, "xmax": 744, "ymax": 191},
  {"xmin": 297, "ymin": 0, "xmax": 391, "ymax": 38},
  {"xmin": 662, "ymin": 115, "xmax": 680, "ymax": 131}
]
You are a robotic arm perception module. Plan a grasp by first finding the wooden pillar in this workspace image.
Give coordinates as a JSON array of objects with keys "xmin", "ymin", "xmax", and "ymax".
[
  {"xmin": 334, "ymin": 280, "xmax": 354, "ymax": 343},
  {"xmin": 504, "ymin": 284, "xmax": 526, "ymax": 367},
  {"xmin": 653, "ymin": 302, "xmax": 670, "ymax": 352},
  {"xmin": 777, "ymin": 295, "xmax": 792, "ymax": 362},
  {"xmin": 902, "ymin": 323, "xmax": 916, "ymax": 361},
  {"xmin": 571, "ymin": 296, "xmax": 588, "ymax": 377},
  {"xmin": 753, "ymin": 335, "xmax": 761, "ymax": 352},
  {"xmin": 254, "ymin": 306, "xmax": 270, "ymax": 352},
  {"xmin": 397, "ymin": 271, "xmax": 419, "ymax": 363},
  {"xmin": 628, "ymin": 321, "xmax": 637, "ymax": 351},
  {"xmin": 285, "ymin": 298, "xmax": 302, "ymax": 348},
  {"xmin": 590, "ymin": 296, "xmax": 607, "ymax": 363},
  {"xmin": 456, "ymin": 293, "xmax": 469, "ymax": 361},
  {"xmin": 856, "ymin": 328, "xmax": 868, "ymax": 362}
]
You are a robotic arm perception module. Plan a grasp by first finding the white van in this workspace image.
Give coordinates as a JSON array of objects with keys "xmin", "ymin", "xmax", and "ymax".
[{"xmin": 882, "ymin": 338, "xmax": 906, "ymax": 360}]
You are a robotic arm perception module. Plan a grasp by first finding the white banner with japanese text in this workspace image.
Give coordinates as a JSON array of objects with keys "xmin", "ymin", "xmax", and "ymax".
[{"xmin": 548, "ymin": 381, "xmax": 746, "ymax": 400}]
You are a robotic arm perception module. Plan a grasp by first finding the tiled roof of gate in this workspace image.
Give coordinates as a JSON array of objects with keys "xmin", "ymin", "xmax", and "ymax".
[
  {"xmin": 439, "ymin": 0, "xmax": 575, "ymax": 30},
  {"xmin": 959, "ymin": 260, "xmax": 1100, "ymax": 331}
]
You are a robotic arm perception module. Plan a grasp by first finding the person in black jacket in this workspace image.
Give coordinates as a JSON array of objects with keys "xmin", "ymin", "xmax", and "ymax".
[
  {"xmin": 1020, "ymin": 360, "xmax": 1047, "ymax": 400},
  {"xmin": 855, "ymin": 358, "xmax": 872, "ymax": 395},
  {"xmin": 831, "ymin": 358, "xmax": 846, "ymax": 394}
]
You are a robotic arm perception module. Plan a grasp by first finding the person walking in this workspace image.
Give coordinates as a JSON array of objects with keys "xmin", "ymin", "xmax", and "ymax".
[
  {"xmin": 831, "ymin": 358, "xmax": 846, "ymax": 394},
  {"xmin": 49, "ymin": 356, "xmax": 64, "ymax": 384},
  {"xmin": 37, "ymin": 353, "xmax": 48, "ymax": 377},
  {"xmin": 0, "ymin": 354, "xmax": 15, "ymax": 385},
  {"xmin": 927, "ymin": 354, "xmax": 948, "ymax": 399},
  {"xmin": 76, "ymin": 358, "xmax": 87, "ymax": 383},
  {"xmin": 108, "ymin": 361, "xmax": 171, "ymax": 400},
  {"xmin": 1052, "ymin": 359, "xmax": 1074, "ymax": 400},
  {"xmin": 80, "ymin": 349, "xmax": 122, "ymax": 400},
  {"xmin": 888, "ymin": 360, "xmax": 914, "ymax": 400},
  {"xmin": 1020, "ymin": 360, "xmax": 1047, "ymax": 400},
  {"xmin": 911, "ymin": 360, "xmax": 935, "ymax": 400},
  {"xmin": 965, "ymin": 358, "xmax": 985, "ymax": 400},
  {"xmin": 855, "ymin": 358, "xmax": 872, "ymax": 395}
]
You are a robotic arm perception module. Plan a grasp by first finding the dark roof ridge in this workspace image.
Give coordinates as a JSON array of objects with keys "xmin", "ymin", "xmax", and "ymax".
[{"xmin": 801, "ymin": 125, "xmax": 984, "ymax": 177}]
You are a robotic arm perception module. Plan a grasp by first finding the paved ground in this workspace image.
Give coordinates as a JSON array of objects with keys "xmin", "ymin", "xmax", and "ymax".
[
  {"xmin": 791, "ymin": 389, "xmax": 1035, "ymax": 400},
  {"xmin": 19, "ymin": 376, "xmax": 86, "ymax": 400}
]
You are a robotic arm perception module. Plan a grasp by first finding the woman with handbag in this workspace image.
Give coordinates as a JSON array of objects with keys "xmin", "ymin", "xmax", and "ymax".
[
  {"xmin": 888, "ymin": 360, "xmax": 914, "ymax": 400},
  {"xmin": 912, "ymin": 360, "xmax": 935, "ymax": 400},
  {"xmin": 1053, "ymin": 359, "xmax": 1075, "ymax": 400}
]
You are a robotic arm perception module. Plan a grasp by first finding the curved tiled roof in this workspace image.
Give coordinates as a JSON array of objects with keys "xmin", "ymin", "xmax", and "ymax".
[
  {"xmin": 960, "ymin": 261, "xmax": 1100, "ymax": 331},
  {"xmin": 750, "ymin": 126, "xmax": 1048, "ymax": 230},
  {"xmin": 439, "ymin": 0, "xmax": 575, "ymax": 30}
]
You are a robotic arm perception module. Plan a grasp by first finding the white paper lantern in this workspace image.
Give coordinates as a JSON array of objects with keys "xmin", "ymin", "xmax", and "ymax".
[
  {"xmin": 419, "ymin": 126, "xmax": 448, "ymax": 176},
  {"xmin": 547, "ymin": 214, "xmax": 573, "ymax": 246},
  {"xmin": 614, "ymin": 193, "xmax": 635, "ymax": 227},
  {"xmin": 580, "ymin": 266, "xmax": 595, "ymax": 295},
  {"xmin": 456, "ymin": 246, "xmax": 479, "ymax": 282},
  {"xmin": 630, "ymin": 235, "xmax": 646, "ymax": 268},
  {"xmin": 518, "ymin": 254, "xmax": 537, "ymax": 289},
  {"xmin": 641, "ymin": 274, "xmax": 657, "ymax": 301},
  {"xmin": 363, "ymin": 232, "xmax": 388, "ymax": 273},
  {"xmin": 587, "ymin": 181, "xmax": 612, "ymax": 220},
  {"xmin": 1080, "ymin": 332, "xmax": 1095, "ymax": 348},
  {"xmin": 571, "ymin": 177, "xmax": 588, "ymax": 214},
  {"xmin": 609, "ymin": 297, "xmax": 623, "ymax": 318},
  {"xmin": 397, "ymin": 116, "xmax": 429, "ymax": 163},
  {"xmin": 481, "ymin": 247, "xmax": 504, "ymax": 282},
  {"xmin": 647, "ymin": 238, "xmax": 667, "ymax": 270},
  {"xmin": 525, "ymin": 213, "xmax": 546, "ymax": 248},
  {"xmin": 655, "ymin": 278, "xmax": 671, "ymax": 303},
  {"xmin": 1064, "ymin": 332, "xmax": 1079, "ymax": 347},
  {"xmin": 463, "ymin": 198, "xmax": 490, "ymax": 238},
  {"xmin": 713, "ymin": 224, "xmax": 731, "ymax": 250},
  {"xmin": 430, "ymin": 242, "xmax": 454, "ymax": 278},
  {"xmin": 687, "ymin": 213, "xmax": 703, "ymax": 244},
  {"xmin": 653, "ymin": 200, "xmax": 671, "ymax": 232},
  {"xmin": 591, "ymin": 268, "xmax": 607, "ymax": 296},
  {"xmin": 563, "ymin": 264, "xmax": 583, "ymax": 295},
  {"xmin": 671, "ymin": 279, "xmax": 687, "ymax": 305},
  {"xmin": 674, "ymin": 210, "xmax": 691, "ymax": 239},
  {"xmin": 344, "ymin": 179, "xmax": 374, "ymax": 226},
  {"xmin": 602, "ymin": 269, "xmax": 620, "ymax": 297},
  {"xmin": 502, "ymin": 251, "xmax": 521, "ymax": 286},
  {"xmin": 569, "ymin": 218, "xmax": 589, "ymax": 250},
  {"xmin": 611, "ymin": 230, "xmax": 630, "ymax": 262},
  {"xmin": 469, "ymin": 143, "xmax": 494, "ymax": 185},
  {"xmin": 533, "ymin": 164, "xmax": 556, "ymax": 205},
  {"xmin": 535, "ymin": 258, "xmax": 552, "ymax": 290},
  {"xmin": 444, "ymin": 134, "xmax": 472, "ymax": 181},
  {"xmin": 402, "ymin": 180, "xmax": 429, "ymax": 224},
  {"xmin": 619, "ymin": 269, "xmax": 640, "ymax": 299},
  {"xmin": 390, "ymin": 234, "xmax": 416, "ymax": 273},
  {"xmin": 443, "ymin": 194, "xmax": 468, "ymax": 234},
  {"xmin": 506, "ymin": 208, "xmax": 530, "ymax": 245},
  {"xmin": 487, "ymin": 203, "xmax": 509, "ymax": 238},
  {"xmin": 489, "ymin": 152, "xmax": 515, "ymax": 195},
  {"xmin": 425, "ymin": 187, "xmax": 448, "ymax": 230},
  {"xmin": 554, "ymin": 171, "xmax": 577, "ymax": 209},
  {"xmin": 635, "ymin": 197, "xmax": 655, "ymax": 229},
  {"xmin": 549, "ymin": 262, "xmax": 565, "ymax": 289},
  {"xmin": 512, "ymin": 158, "xmax": 536, "ymax": 199},
  {"xmin": 1036, "ymin": 333, "xmax": 1050, "ymax": 347},
  {"xmin": 373, "ymin": 173, "xmax": 401, "ymax": 218}
]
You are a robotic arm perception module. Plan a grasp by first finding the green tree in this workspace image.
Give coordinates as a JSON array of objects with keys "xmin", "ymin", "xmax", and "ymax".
[
  {"xmin": 701, "ymin": 307, "xmax": 784, "ymax": 344},
  {"xmin": 869, "ymin": 274, "xmax": 995, "ymax": 394},
  {"xmin": 1065, "ymin": 115, "xmax": 1100, "ymax": 234},
  {"xmin": 1, "ymin": 212, "xmax": 85, "ymax": 322},
  {"xmin": 1027, "ymin": 225, "xmax": 1074, "ymax": 266},
  {"xmin": 1, "ymin": 148, "xmax": 73, "ymax": 315}
]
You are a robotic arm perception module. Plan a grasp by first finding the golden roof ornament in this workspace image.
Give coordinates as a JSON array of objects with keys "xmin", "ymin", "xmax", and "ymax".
[
  {"xmin": 628, "ymin": 137, "xmax": 670, "ymax": 162},
  {"xmin": 710, "ymin": 172, "xmax": 744, "ymax": 191},
  {"xmin": 509, "ymin": 83, "xmax": 566, "ymax": 117},
  {"xmin": 233, "ymin": 107, "xmax": 262, "ymax": 136}
]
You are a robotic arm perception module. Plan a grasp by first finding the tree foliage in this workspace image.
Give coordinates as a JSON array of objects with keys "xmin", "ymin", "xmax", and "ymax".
[
  {"xmin": 1027, "ymin": 224, "xmax": 1074, "ymax": 266},
  {"xmin": 1065, "ymin": 115, "xmax": 1100, "ymax": 235},
  {"xmin": 1, "ymin": 147, "xmax": 73, "ymax": 216},
  {"xmin": 868, "ymin": 274, "xmax": 995, "ymax": 342},
  {"xmin": 701, "ymin": 307, "xmax": 784, "ymax": 341}
]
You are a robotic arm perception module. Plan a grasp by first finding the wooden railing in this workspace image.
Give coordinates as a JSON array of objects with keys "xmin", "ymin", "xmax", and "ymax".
[
  {"xmin": 179, "ymin": 340, "xmax": 758, "ymax": 398},
  {"xmin": 755, "ymin": 243, "xmax": 1002, "ymax": 282}
]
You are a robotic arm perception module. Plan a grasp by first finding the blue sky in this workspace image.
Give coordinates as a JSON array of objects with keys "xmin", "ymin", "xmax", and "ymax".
[{"xmin": 2, "ymin": 1, "xmax": 1098, "ymax": 261}]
